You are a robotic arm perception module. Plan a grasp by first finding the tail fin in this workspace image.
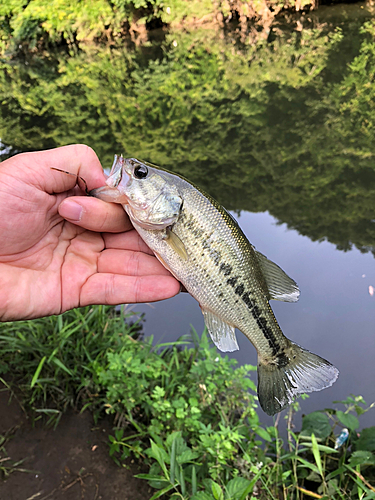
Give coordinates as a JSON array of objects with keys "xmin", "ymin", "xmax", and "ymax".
[{"xmin": 257, "ymin": 343, "xmax": 339, "ymax": 416}]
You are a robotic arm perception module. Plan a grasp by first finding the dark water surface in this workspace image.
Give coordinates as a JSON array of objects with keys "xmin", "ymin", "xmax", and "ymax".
[
  {"xmin": 134, "ymin": 210, "xmax": 375, "ymax": 428},
  {"xmin": 1, "ymin": 3, "xmax": 375, "ymax": 425}
]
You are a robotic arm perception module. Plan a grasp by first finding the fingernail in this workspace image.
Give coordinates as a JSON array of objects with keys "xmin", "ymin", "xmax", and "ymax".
[{"xmin": 59, "ymin": 200, "xmax": 83, "ymax": 222}]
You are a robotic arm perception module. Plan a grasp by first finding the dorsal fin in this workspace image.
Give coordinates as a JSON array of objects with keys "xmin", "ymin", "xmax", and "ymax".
[{"xmin": 255, "ymin": 251, "xmax": 300, "ymax": 302}]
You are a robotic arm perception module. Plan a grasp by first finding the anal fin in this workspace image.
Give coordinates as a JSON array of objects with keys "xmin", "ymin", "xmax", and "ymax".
[{"xmin": 201, "ymin": 308, "xmax": 239, "ymax": 352}]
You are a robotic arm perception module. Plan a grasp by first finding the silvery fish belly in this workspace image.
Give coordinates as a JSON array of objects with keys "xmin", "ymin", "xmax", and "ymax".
[{"xmin": 90, "ymin": 156, "xmax": 339, "ymax": 416}]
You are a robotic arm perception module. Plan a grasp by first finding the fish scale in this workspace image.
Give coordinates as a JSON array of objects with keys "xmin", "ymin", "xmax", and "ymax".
[
  {"xmin": 90, "ymin": 155, "xmax": 339, "ymax": 416},
  {"xmin": 137, "ymin": 185, "xmax": 288, "ymax": 358}
]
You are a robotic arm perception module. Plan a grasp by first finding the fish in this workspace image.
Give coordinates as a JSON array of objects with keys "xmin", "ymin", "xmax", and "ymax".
[{"xmin": 90, "ymin": 155, "xmax": 339, "ymax": 416}]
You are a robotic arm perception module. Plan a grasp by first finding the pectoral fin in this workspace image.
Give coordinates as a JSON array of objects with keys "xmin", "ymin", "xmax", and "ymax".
[
  {"xmin": 201, "ymin": 308, "xmax": 239, "ymax": 352},
  {"xmin": 165, "ymin": 229, "xmax": 189, "ymax": 261},
  {"xmin": 255, "ymin": 251, "xmax": 300, "ymax": 302}
]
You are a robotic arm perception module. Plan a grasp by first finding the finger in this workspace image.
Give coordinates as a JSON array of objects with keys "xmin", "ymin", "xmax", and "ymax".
[
  {"xmin": 80, "ymin": 274, "xmax": 181, "ymax": 306},
  {"xmin": 98, "ymin": 249, "xmax": 171, "ymax": 276},
  {"xmin": 103, "ymin": 231, "xmax": 154, "ymax": 255},
  {"xmin": 12, "ymin": 145, "xmax": 107, "ymax": 194},
  {"xmin": 58, "ymin": 196, "xmax": 133, "ymax": 233}
]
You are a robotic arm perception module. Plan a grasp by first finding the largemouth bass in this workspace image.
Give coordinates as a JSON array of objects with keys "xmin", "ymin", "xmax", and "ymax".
[{"xmin": 91, "ymin": 155, "xmax": 339, "ymax": 416}]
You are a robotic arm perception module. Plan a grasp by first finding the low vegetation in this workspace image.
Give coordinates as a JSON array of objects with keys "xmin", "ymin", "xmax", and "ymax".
[{"xmin": 1, "ymin": 306, "xmax": 374, "ymax": 499}]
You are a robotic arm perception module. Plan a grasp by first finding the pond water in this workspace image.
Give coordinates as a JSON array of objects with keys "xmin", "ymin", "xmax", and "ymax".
[
  {"xmin": 134, "ymin": 210, "xmax": 375, "ymax": 428},
  {"xmin": 1, "ymin": 3, "xmax": 375, "ymax": 426}
]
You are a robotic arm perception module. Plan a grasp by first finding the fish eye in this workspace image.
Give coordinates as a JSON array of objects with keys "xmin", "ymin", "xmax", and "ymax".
[{"xmin": 133, "ymin": 165, "xmax": 148, "ymax": 179}]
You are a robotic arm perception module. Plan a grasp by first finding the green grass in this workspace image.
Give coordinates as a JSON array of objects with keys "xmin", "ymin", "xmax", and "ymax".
[
  {"xmin": 1, "ymin": 305, "xmax": 375, "ymax": 498},
  {"xmin": 0, "ymin": 305, "xmax": 143, "ymax": 426}
]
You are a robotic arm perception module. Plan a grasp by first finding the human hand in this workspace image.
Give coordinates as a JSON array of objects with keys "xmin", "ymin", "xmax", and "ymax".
[{"xmin": 0, "ymin": 145, "xmax": 181, "ymax": 322}]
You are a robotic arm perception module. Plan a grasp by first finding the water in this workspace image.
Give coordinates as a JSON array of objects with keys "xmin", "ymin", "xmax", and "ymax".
[
  {"xmin": 1, "ymin": 4, "xmax": 375, "ymax": 426},
  {"xmin": 133, "ymin": 210, "xmax": 375, "ymax": 428}
]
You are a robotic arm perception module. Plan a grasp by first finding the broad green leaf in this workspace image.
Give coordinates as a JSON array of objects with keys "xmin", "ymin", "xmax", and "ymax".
[
  {"xmin": 135, "ymin": 473, "xmax": 170, "ymax": 488},
  {"xmin": 355, "ymin": 427, "xmax": 375, "ymax": 452},
  {"xmin": 109, "ymin": 442, "xmax": 119, "ymax": 455},
  {"xmin": 239, "ymin": 470, "xmax": 263, "ymax": 500},
  {"xmin": 191, "ymin": 493, "xmax": 215, "ymax": 500},
  {"xmin": 255, "ymin": 427, "xmax": 272, "ymax": 442},
  {"xmin": 150, "ymin": 440, "xmax": 168, "ymax": 477},
  {"xmin": 225, "ymin": 477, "xmax": 252, "ymax": 499},
  {"xmin": 306, "ymin": 470, "xmax": 322, "ymax": 483},
  {"xmin": 336, "ymin": 411, "xmax": 359, "ymax": 430},
  {"xmin": 318, "ymin": 478, "xmax": 338, "ymax": 497},
  {"xmin": 211, "ymin": 481, "xmax": 224, "ymax": 500},
  {"xmin": 149, "ymin": 478, "xmax": 171, "ymax": 490},
  {"xmin": 333, "ymin": 395, "xmax": 366, "ymax": 406},
  {"xmin": 114, "ymin": 429, "xmax": 123, "ymax": 441},
  {"xmin": 177, "ymin": 449, "xmax": 200, "ymax": 464},
  {"xmin": 301, "ymin": 412, "xmax": 331, "ymax": 439},
  {"xmin": 349, "ymin": 451, "xmax": 375, "ymax": 466},
  {"xmin": 355, "ymin": 406, "xmax": 366, "ymax": 416}
]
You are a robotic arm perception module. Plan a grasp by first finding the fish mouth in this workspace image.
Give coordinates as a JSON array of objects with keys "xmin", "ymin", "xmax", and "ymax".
[
  {"xmin": 107, "ymin": 155, "xmax": 131, "ymax": 191},
  {"xmin": 88, "ymin": 154, "xmax": 131, "ymax": 203},
  {"xmin": 116, "ymin": 169, "xmax": 131, "ymax": 192}
]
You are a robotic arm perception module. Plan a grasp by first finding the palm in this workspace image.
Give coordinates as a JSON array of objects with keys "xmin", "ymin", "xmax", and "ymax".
[{"xmin": 0, "ymin": 146, "xmax": 180, "ymax": 322}]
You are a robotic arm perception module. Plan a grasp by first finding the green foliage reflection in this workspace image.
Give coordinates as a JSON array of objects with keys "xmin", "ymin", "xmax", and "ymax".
[{"xmin": 1, "ymin": 20, "xmax": 375, "ymax": 255}]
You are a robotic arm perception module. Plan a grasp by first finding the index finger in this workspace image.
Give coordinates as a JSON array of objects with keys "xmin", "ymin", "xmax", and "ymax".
[
  {"xmin": 103, "ymin": 231, "xmax": 155, "ymax": 255},
  {"xmin": 11, "ymin": 145, "xmax": 107, "ymax": 194}
]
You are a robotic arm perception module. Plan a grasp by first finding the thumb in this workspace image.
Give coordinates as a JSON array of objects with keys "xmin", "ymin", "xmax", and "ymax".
[
  {"xmin": 10, "ymin": 145, "xmax": 107, "ymax": 194},
  {"xmin": 58, "ymin": 195, "xmax": 133, "ymax": 233}
]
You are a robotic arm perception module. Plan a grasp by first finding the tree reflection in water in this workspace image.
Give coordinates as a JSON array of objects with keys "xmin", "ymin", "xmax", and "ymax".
[{"xmin": 1, "ymin": 12, "xmax": 375, "ymax": 256}]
